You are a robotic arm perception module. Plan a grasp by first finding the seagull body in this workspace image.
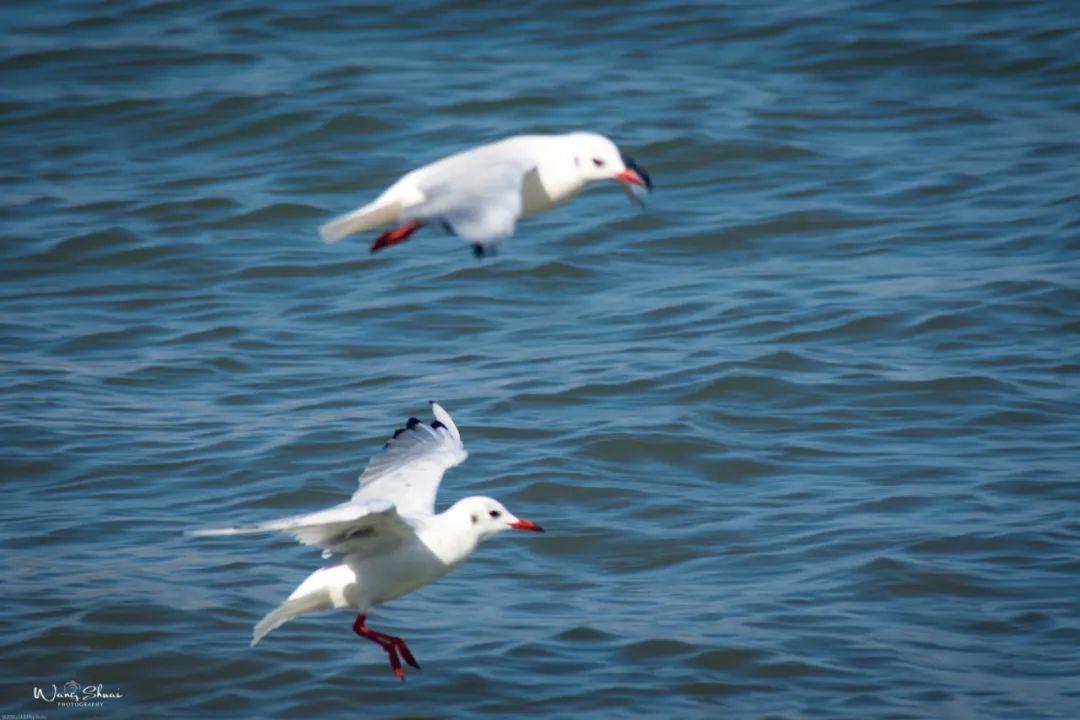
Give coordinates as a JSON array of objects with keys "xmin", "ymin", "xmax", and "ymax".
[
  {"xmin": 319, "ymin": 132, "xmax": 651, "ymax": 256},
  {"xmin": 187, "ymin": 403, "xmax": 543, "ymax": 680}
]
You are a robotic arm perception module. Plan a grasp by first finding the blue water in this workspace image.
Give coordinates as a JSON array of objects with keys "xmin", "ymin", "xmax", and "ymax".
[{"xmin": 2, "ymin": 1, "xmax": 1078, "ymax": 718}]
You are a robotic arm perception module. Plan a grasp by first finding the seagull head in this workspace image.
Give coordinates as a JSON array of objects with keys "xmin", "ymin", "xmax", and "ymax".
[
  {"xmin": 451, "ymin": 496, "xmax": 544, "ymax": 542},
  {"xmin": 567, "ymin": 132, "xmax": 653, "ymax": 200}
]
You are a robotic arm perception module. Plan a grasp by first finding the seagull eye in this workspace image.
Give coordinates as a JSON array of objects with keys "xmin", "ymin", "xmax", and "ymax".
[
  {"xmin": 592, "ymin": 158, "xmax": 604, "ymax": 167},
  {"xmin": 489, "ymin": 510, "xmax": 501, "ymax": 519}
]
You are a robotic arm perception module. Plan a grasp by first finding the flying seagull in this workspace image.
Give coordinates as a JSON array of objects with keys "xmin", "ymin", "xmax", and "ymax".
[
  {"xmin": 187, "ymin": 402, "xmax": 544, "ymax": 681},
  {"xmin": 319, "ymin": 132, "xmax": 652, "ymax": 257}
]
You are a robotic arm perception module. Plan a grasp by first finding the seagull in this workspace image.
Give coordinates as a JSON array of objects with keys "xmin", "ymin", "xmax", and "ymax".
[
  {"xmin": 186, "ymin": 402, "xmax": 543, "ymax": 681},
  {"xmin": 318, "ymin": 132, "xmax": 652, "ymax": 257}
]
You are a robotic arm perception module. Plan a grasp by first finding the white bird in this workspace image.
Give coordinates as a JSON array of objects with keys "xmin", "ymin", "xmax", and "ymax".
[
  {"xmin": 187, "ymin": 402, "xmax": 543, "ymax": 681},
  {"xmin": 319, "ymin": 131, "xmax": 652, "ymax": 257}
]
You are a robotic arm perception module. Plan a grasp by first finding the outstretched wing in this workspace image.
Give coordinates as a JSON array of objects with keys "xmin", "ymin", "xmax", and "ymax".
[
  {"xmin": 351, "ymin": 402, "xmax": 468, "ymax": 517},
  {"xmin": 186, "ymin": 498, "xmax": 415, "ymax": 559}
]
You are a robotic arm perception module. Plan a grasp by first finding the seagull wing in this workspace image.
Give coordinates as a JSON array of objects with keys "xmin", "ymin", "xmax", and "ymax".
[
  {"xmin": 186, "ymin": 403, "xmax": 466, "ymax": 556},
  {"xmin": 186, "ymin": 498, "xmax": 415, "ymax": 559},
  {"xmin": 350, "ymin": 402, "xmax": 468, "ymax": 517},
  {"xmin": 409, "ymin": 141, "xmax": 536, "ymax": 247}
]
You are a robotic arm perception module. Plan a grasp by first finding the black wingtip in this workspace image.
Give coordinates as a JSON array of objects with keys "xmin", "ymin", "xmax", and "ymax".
[
  {"xmin": 406, "ymin": 417, "xmax": 421, "ymax": 429},
  {"xmin": 432, "ymin": 420, "xmax": 447, "ymax": 431}
]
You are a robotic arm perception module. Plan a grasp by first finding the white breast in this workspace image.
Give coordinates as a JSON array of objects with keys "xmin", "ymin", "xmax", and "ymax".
[{"xmin": 521, "ymin": 153, "xmax": 586, "ymax": 216}]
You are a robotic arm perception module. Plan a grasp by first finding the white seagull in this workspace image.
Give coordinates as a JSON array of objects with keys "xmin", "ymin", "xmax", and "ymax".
[
  {"xmin": 319, "ymin": 131, "xmax": 652, "ymax": 257},
  {"xmin": 187, "ymin": 402, "xmax": 543, "ymax": 681}
]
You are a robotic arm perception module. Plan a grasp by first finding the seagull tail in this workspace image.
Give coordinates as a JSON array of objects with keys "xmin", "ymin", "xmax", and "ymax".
[
  {"xmin": 251, "ymin": 592, "xmax": 329, "ymax": 647},
  {"xmin": 319, "ymin": 199, "xmax": 403, "ymax": 244}
]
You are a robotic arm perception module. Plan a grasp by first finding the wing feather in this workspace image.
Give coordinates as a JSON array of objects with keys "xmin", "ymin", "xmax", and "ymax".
[
  {"xmin": 410, "ymin": 141, "xmax": 534, "ymax": 247},
  {"xmin": 186, "ymin": 498, "xmax": 415, "ymax": 558},
  {"xmin": 186, "ymin": 402, "xmax": 467, "ymax": 556},
  {"xmin": 351, "ymin": 402, "xmax": 467, "ymax": 516}
]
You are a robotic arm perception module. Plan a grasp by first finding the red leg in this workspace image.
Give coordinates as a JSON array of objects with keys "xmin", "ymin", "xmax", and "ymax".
[
  {"xmin": 370, "ymin": 220, "xmax": 423, "ymax": 254},
  {"xmin": 368, "ymin": 628, "xmax": 421, "ymax": 670},
  {"xmin": 352, "ymin": 614, "xmax": 419, "ymax": 680}
]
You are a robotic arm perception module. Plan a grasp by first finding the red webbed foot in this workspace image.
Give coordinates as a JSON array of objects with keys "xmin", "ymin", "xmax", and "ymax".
[
  {"xmin": 370, "ymin": 220, "xmax": 423, "ymax": 253},
  {"xmin": 353, "ymin": 614, "xmax": 421, "ymax": 680}
]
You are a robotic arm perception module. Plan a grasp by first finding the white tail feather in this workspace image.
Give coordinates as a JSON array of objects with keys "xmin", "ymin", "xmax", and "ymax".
[
  {"xmin": 319, "ymin": 200, "xmax": 402, "ymax": 244},
  {"xmin": 251, "ymin": 592, "xmax": 329, "ymax": 647}
]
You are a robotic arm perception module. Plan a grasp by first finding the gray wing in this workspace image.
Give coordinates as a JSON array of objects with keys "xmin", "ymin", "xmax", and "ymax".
[
  {"xmin": 351, "ymin": 402, "xmax": 467, "ymax": 517},
  {"xmin": 186, "ymin": 498, "xmax": 416, "ymax": 559},
  {"xmin": 410, "ymin": 144, "xmax": 534, "ymax": 247}
]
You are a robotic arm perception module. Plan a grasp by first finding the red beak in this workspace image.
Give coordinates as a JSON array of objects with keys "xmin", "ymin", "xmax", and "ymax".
[
  {"xmin": 508, "ymin": 519, "xmax": 544, "ymax": 532},
  {"xmin": 614, "ymin": 169, "xmax": 647, "ymax": 188}
]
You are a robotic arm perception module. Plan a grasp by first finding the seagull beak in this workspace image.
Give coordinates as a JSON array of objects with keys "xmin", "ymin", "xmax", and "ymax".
[
  {"xmin": 508, "ymin": 519, "xmax": 545, "ymax": 532},
  {"xmin": 614, "ymin": 156, "xmax": 652, "ymax": 191},
  {"xmin": 615, "ymin": 156, "xmax": 652, "ymax": 208}
]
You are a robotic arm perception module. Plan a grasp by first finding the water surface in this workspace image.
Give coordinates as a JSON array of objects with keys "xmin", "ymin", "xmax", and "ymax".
[{"xmin": 2, "ymin": 1, "xmax": 1078, "ymax": 718}]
